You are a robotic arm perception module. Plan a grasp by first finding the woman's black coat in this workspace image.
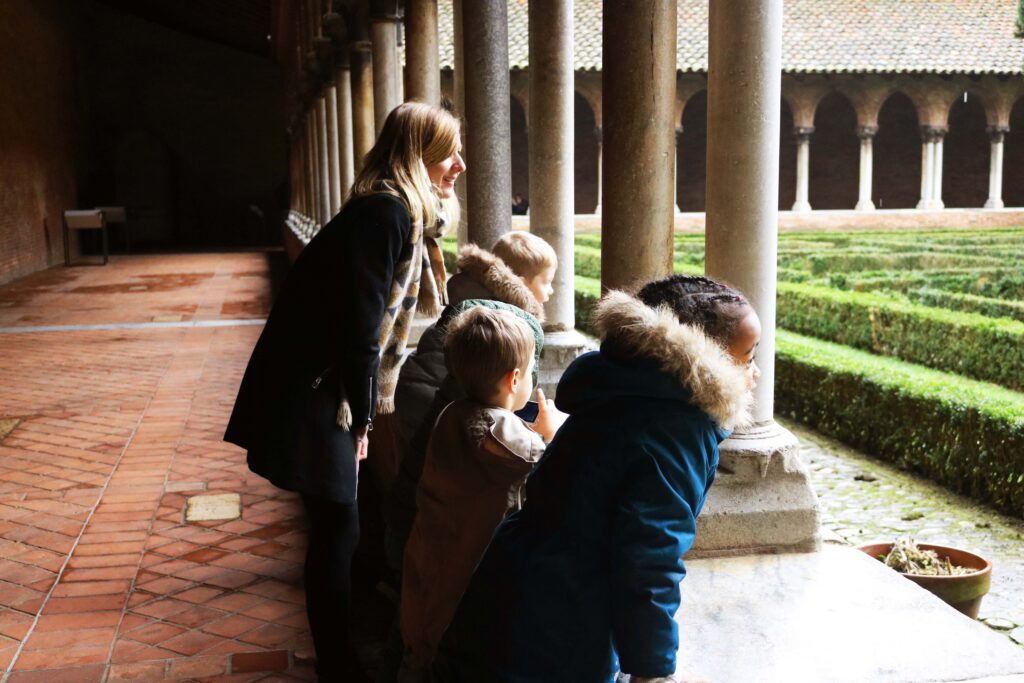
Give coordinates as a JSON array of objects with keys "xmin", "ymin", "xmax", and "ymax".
[{"xmin": 225, "ymin": 194, "xmax": 412, "ymax": 503}]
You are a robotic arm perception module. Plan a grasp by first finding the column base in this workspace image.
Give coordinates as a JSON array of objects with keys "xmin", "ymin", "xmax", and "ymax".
[
  {"xmin": 917, "ymin": 199, "xmax": 944, "ymax": 210},
  {"xmin": 791, "ymin": 200, "xmax": 812, "ymax": 212},
  {"xmin": 854, "ymin": 199, "xmax": 875, "ymax": 211},
  {"xmin": 593, "ymin": 204, "xmax": 602, "ymax": 216},
  {"xmin": 690, "ymin": 419, "xmax": 821, "ymax": 558},
  {"xmin": 537, "ymin": 328, "xmax": 595, "ymax": 398},
  {"xmin": 984, "ymin": 197, "xmax": 1005, "ymax": 209}
]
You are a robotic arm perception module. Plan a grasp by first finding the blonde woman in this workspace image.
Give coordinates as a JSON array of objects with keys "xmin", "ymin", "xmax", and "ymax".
[{"xmin": 226, "ymin": 102, "xmax": 465, "ymax": 682}]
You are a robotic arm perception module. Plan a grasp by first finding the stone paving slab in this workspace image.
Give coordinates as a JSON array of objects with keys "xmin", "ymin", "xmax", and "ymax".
[
  {"xmin": 0, "ymin": 254, "xmax": 313, "ymax": 682},
  {"xmin": 678, "ymin": 546, "xmax": 1024, "ymax": 683}
]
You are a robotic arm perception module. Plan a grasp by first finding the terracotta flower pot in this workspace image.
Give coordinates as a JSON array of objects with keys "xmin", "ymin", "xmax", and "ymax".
[{"xmin": 858, "ymin": 542, "xmax": 992, "ymax": 619}]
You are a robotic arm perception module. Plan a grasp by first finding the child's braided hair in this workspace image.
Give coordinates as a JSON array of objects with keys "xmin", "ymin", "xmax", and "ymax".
[{"xmin": 635, "ymin": 274, "xmax": 751, "ymax": 346}]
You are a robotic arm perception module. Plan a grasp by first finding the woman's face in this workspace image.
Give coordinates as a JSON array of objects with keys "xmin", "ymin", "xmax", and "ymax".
[
  {"xmin": 425, "ymin": 135, "xmax": 466, "ymax": 199},
  {"xmin": 726, "ymin": 309, "xmax": 762, "ymax": 390}
]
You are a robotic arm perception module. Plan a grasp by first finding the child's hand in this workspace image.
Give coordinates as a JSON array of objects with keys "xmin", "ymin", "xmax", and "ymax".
[
  {"xmin": 353, "ymin": 426, "xmax": 369, "ymax": 474},
  {"xmin": 531, "ymin": 388, "xmax": 567, "ymax": 442}
]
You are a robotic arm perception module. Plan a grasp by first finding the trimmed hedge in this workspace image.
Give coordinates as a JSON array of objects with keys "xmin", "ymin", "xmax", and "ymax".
[
  {"xmin": 776, "ymin": 282, "xmax": 1024, "ymax": 391},
  {"xmin": 906, "ymin": 288, "xmax": 1024, "ymax": 324},
  {"xmin": 824, "ymin": 268, "xmax": 1024, "ymax": 301},
  {"xmin": 779, "ymin": 251, "xmax": 1005, "ymax": 276},
  {"xmin": 776, "ymin": 331, "xmax": 1024, "ymax": 517}
]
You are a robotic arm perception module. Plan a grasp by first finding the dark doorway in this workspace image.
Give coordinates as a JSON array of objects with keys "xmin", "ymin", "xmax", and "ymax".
[
  {"xmin": 810, "ymin": 92, "xmax": 859, "ymax": 210},
  {"xmin": 944, "ymin": 92, "xmax": 990, "ymax": 208},
  {"xmin": 874, "ymin": 92, "xmax": 922, "ymax": 209}
]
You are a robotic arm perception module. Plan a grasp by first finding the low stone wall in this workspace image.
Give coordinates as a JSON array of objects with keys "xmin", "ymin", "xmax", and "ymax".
[{"xmin": 512, "ymin": 208, "xmax": 1024, "ymax": 234}]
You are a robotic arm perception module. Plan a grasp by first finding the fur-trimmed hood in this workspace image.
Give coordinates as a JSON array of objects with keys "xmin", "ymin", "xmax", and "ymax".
[
  {"xmin": 449, "ymin": 244, "xmax": 545, "ymax": 321},
  {"xmin": 584, "ymin": 290, "xmax": 753, "ymax": 431}
]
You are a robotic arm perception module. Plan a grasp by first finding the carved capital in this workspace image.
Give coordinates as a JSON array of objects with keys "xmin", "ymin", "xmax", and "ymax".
[
  {"xmin": 919, "ymin": 125, "xmax": 948, "ymax": 143},
  {"xmin": 793, "ymin": 125, "xmax": 814, "ymax": 142},
  {"xmin": 987, "ymin": 125, "xmax": 1010, "ymax": 144},
  {"xmin": 856, "ymin": 124, "xmax": 878, "ymax": 139}
]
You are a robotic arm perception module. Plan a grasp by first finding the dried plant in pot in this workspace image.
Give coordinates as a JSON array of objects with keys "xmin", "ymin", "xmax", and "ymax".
[{"xmin": 858, "ymin": 538, "xmax": 992, "ymax": 619}]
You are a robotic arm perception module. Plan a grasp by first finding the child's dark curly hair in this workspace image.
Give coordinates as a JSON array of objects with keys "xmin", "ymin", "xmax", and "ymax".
[{"xmin": 636, "ymin": 274, "xmax": 751, "ymax": 346}]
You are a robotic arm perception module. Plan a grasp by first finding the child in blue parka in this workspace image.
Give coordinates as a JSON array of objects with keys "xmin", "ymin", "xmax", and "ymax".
[{"xmin": 432, "ymin": 274, "xmax": 761, "ymax": 683}]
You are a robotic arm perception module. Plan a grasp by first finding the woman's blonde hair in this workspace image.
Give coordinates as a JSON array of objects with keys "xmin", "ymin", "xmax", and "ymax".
[{"xmin": 348, "ymin": 101, "xmax": 461, "ymax": 230}]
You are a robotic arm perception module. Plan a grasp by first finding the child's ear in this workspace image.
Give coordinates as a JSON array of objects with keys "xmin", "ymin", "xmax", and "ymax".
[{"xmin": 509, "ymin": 367, "xmax": 521, "ymax": 391}]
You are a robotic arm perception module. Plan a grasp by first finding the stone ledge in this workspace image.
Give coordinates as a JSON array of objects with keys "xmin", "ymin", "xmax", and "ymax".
[{"xmin": 678, "ymin": 546, "xmax": 1024, "ymax": 683}]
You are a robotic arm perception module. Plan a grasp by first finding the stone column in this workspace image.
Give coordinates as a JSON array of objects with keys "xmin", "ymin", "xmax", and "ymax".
[
  {"xmin": 405, "ymin": 0, "xmax": 440, "ymax": 105},
  {"xmin": 700, "ymin": 0, "xmax": 820, "ymax": 556},
  {"xmin": 933, "ymin": 128, "xmax": 945, "ymax": 209},
  {"xmin": 791, "ymin": 126, "xmax": 813, "ymax": 212},
  {"xmin": 529, "ymin": 0, "xmax": 588, "ymax": 395},
  {"xmin": 918, "ymin": 133, "xmax": 934, "ymax": 210},
  {"xmin": 985, "ymin": 125, "xmax": 1008, "ymax": 209},
  {"xmin": 325, "ymin": 83, "xmax": 343, "ymax": 216},
  {"xmin": 601, "ymin": 0, "xmax": 677, "ymax": 291},
  {"xmin": 371, "ymin": 15, "xmax": 403, "ymax": 133},
  {"xmin": 593, "ymin": 125, "xmax": 603, "ymax": 215},
  {"xmin": 350, "ymin": 40, "xmax": 375, "ymax": 174},
  {"xmin": 335, "ymin": 63, "xmax": 356, "ymax": 199},
  {"xmin": 317, "ymin": 95, "xmax": 332, "ymax": 224},
  {"xmin": 452, "ymin": 0, "xmax": 469, "ymax": 246},
  {"xmin": 308, "ymin": 108, "xmax": 322, "ymax": 223},
  {"xmin": 917, "ymin": 126, "xmax": 945, "ymax": 210},
  {"xmin": 462, "ymin": 0, "xmax": 512, "ymax": 249},
  {"xmin": 855, "ymin": 125, "xmax": 876, "ymax": 211}
]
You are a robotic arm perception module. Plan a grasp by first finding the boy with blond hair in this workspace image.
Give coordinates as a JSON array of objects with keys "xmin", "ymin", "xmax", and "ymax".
[{"xmin": 398, "ymin": 307, "xmax": 565, "ymax": 680}]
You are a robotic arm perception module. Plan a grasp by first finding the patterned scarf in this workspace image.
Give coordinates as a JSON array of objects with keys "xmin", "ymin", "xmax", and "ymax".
[{"xmin": 337, "ymin": 198, "xmax": 449, "ymax": 429}]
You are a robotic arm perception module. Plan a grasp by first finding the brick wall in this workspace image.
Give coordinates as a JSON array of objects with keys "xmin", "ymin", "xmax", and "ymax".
[{"xmin": 0, "ymin": 1, "xmax": 79, "ymax": 285}]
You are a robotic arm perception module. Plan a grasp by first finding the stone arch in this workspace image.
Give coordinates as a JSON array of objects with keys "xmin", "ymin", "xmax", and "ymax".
[
  {"xmin": 810, "ymin": 91, "xmax": 859, "ymax": 209},
  {"xmin": 944, "ymin": 90, "xmax": 990, "ymax": 208},
  {"xmin": 510, "ymin": 93, "xmax": 529, "ymax": 204},
  {"xmin": 874, "ymin": 92, "xmax": 921, "ymax": 209},
  {"xmin": 574, "ymin": 91, "xmax": 599, "ymax": 213},
  {"xmin": 678, "ymin": 89, "xmax": 707, "ymax": 212},
  {"xmin": 1005, "ymin": 97, "xmax": 1024, "ymax": 207}
]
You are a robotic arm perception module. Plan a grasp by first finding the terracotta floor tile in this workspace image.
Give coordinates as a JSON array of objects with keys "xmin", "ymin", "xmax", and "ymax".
[{"xmin": 0, "ymin": 255, "xmax": 314, "ymax": 679}]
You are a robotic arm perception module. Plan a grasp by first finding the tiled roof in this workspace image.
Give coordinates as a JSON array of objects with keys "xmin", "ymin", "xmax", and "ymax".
[{"xmin": 437, "ymin": 0, "xmax": 1024, "ymax": 75}]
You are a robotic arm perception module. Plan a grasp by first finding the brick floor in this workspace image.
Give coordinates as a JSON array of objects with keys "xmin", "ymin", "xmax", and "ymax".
[{"xmin": 0, "ymin": 253, "xmax": 316, "ymax": 682}]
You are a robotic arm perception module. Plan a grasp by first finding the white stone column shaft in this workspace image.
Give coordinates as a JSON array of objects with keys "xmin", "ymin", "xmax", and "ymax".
[
  {"xmin": 706, "ymin": 0, "xmax": 781, "ymax": 421},
  {"xmin": 371, "ymin": 18, "xmax": 402, "ymax": 134},
  {"xmin": 528, "ymin": 0, "xmax": 574, "ymax": 330},
  {"xmin": 792, "ymin": 127, "xmax": 812, "ymax": 212},
  {"xmin": 335, "ymin": 66, "xmax": 356, "ymax": 200},
  {"xmin": 918, "ymin": 135, "xmax": 934, "ymax": 210},
  {"xmin": 325, "ymin": 84, "xmax": 342, "ymax": 217},
  {"xmin": 855, "ymin": 125, "xmax": 876, "ymax": 211},
  {"xmin": 933, "ymin": 133, "xmax": 945, "ymax": 209},
  {"xmin": 700, "ymin": 0, "xmax": 819, "ymax": 557},
  {"xmin": 985, "ymin": 126, "xmax": 1008, "ymax": 209}
]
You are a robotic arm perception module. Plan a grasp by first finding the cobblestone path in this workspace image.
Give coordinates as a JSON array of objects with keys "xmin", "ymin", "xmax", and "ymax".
[{"xmin": 788, "ymin": 420, "xmax": 1024, "ymax": 647}]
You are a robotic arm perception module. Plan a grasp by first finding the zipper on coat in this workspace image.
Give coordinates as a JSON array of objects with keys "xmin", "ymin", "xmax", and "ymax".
[
  {"xmin": 366, "ymin": 376, "xmax": 374, "ymax": 431},
  {"xmin": 311, "ymin": 367, "xmax": 330, "ymax": 389}
]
